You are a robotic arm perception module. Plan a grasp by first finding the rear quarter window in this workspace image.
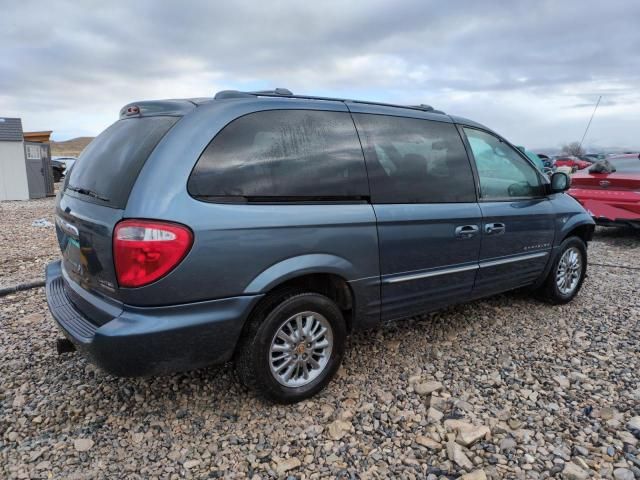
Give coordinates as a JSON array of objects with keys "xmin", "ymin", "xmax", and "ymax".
[
  {"xmin": 66, "ymin": 116, "xmax": 179, "ymax": 208},
  {"xmin": 188, "ymin": 110, "xmax": 369, "ymax": 201}
]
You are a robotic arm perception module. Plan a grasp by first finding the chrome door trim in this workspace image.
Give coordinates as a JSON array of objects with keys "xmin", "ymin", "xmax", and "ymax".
[
  {"xmin": 382, "ymin": 264, "xmax": 479, "ymax": 285},
  {"xmin": 479, "ymin": 251, "xmax": 548, "ymax": 269},
  {"xmin": 382, "ymin": 251, "xmax": 550, "ymax": 285}
]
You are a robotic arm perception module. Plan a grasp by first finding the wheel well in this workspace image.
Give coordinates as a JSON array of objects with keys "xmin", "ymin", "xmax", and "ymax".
[
  {"xmin": 564, "ymin": 224, "xmax": 594, "ymax": 244},
  {"xmin": 256, "ymin": 273, "xmax": 354, "ymax": 332}
]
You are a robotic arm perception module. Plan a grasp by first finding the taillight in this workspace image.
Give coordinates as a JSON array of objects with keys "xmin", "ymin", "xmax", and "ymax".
[{"xmin": 113, "ymin": 220, "xmax": 193, "ymax": 288}]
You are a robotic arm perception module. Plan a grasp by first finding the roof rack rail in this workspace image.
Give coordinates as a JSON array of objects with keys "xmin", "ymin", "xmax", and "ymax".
[
  {"xmin": 408, "ymin": 104, "xmax": 447, "ymax": 114},
  {"xmin": 214, "ymin": 88, "xmax": 293, "ymax": 100},
  {"xmin": 212, "ymin": 88, "xmax": 446, "ymax": 115}
]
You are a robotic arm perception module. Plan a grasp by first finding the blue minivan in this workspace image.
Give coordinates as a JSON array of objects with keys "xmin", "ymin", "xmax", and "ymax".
[{"xmin": 46, "ymin": 89, "xmax": 594, "ymax": 402}]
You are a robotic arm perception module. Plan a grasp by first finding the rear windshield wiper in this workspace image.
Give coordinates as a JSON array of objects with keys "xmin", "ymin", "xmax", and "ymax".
[{"xmin": 67, "ymin": 185, "xmax": 110, "ymax": 202}]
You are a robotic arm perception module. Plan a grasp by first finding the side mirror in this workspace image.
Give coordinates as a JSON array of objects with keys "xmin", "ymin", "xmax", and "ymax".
[{"xmin": 550, "ymin": 172, "xmax": 570, "ymax": 193}]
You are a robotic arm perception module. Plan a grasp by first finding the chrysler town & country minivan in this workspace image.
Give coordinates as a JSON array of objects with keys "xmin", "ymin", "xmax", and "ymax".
[{"xmin": 46, "ymin": 89, "xmax": 594, "ymax": 402}]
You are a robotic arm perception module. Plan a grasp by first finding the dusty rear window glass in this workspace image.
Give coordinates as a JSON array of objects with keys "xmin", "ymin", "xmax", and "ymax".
[
  {"xmin": 188, "ymin": 110, "xmax": 369, "ymax": 200},
  {"xmin": 66, "ymin": 116, "xmax": 178, "ymax": 208}
]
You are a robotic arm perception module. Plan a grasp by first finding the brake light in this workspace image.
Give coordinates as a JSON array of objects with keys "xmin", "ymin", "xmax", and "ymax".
[{"xmin": 113, "ymin": 220, "xmax": 193, "ymax": 288}]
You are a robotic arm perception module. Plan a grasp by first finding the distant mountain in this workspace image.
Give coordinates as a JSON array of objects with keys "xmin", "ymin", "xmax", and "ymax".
[{"xmin": 50, "ymin": 137, "xmax": 94, "ymax": 157}]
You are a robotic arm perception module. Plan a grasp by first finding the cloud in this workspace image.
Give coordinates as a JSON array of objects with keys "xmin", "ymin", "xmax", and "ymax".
[{"xmin": 1, "ymin": 0, "xmax": 639, "ymax": 149}]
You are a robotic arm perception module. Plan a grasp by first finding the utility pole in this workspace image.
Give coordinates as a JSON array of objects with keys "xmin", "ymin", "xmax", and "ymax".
[{"xmin": 579, "ymin": 96, "xmax": 602, "ymax": 150}]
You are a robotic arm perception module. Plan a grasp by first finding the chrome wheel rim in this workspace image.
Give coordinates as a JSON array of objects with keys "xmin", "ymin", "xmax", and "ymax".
[
  {"xmin": 269, "ymin": 311, "xmax": 333, "ymax": 387},
  {"xmin": 556, "ymin": 247, "xmax": 582, "ymax": 295}
]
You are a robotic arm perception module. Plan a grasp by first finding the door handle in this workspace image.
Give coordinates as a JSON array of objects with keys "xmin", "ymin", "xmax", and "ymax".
[
  {"xmin": 485, "ymin": 223, "xmax": 506, "ymax": 235},
  {"xmin": 455, "ymin": 224, "xmax": 479, "ymax": 239}
]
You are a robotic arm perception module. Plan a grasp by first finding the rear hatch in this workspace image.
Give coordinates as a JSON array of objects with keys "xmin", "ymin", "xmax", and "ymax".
[{"xmin": 56, "ymin": 102, "xmax": 192, "ymax": 302}]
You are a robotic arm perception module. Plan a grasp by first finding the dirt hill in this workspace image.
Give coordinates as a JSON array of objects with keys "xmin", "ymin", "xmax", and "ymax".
[{"xmin": 50, "ymin": 137, "xmax": 94, "ymax": 157}]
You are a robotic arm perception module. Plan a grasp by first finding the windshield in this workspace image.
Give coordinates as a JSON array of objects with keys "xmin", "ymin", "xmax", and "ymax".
[{"xmin": 66, "ymin": 116, "xmax": 178, "ymax": 208}]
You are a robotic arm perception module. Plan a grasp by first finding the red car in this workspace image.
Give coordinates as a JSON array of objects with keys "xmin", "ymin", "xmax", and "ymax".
[
  {"xmin": 554, "ymin": 156, "xmax": 592, "ymax": 172},
  {"xmin": 568, "ymin": 154, "xmax": 640, "ymax": 228}
]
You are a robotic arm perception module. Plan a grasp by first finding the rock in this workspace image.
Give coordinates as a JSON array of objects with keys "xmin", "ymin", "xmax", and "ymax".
[
  {"xmin": 183, "ymin": 460, "xmax": 200, "ymax": 469},
  {"xmin": 617, "ymin": 430, "xmax": 638, "ymax": 447},
  {"xmin": 416, "ymin": 435, "xmax": 441, "ymax": 449},
  {"xmin": 276, "ymin": 457, "xmax": 301, "ymax": 476},
  {"xmin": 562, "ymin": 462, "xmax": 590, "ymax": 480},
  {"xmin": 460, "ymin": 470, "xmax": 487, "ymax": 480},
  {"xmin": 414, "ymin": 381, "xmax": 443, "ymax": 395},
  {"xmin": 455, "ymin": 400, "xmax": 474, "ymax": 412},
  {"xmin": 455, "ymin": 423, "xmax": 491, "ymax": 447},
  {"xmin": 12, "ymin": 395, "xmax": 25, "ymax": 408},
  {"xmin": 73, "ymin": 438, "xmax": 94, "ymax": 452},
  {"xmin": 499, "ymin": 437, "xmax": 517, "ymax": 452},
  {"xmin": 35, "ymin": 461, "xmax": 51, "ymax": 470},
  {"xmin": 444, "ymin": 419, "xmax": 469, "ymax": 430},
  {"xmin": 508, "ymin": 418, "xmax": 522, "ymax": 430},
  {"xmin": 600, "ymin": 407, "xmax": 617, "ymax": 420},
  {"xmin": 627, "ymin": 416, "xmax": 640, "ymax": 431},
  {"xmin": 327, "ymin": 420, "xmax": 351, "ymax": 440},
  {"xmin": 427, "ymin": 407, "xmax": 444, "ymax": 423},
  {"xmin": 613, "ymin": 468, "xmax": 634, "ymax": 480},
  {"xmin": 553, "ymin": 375, "xmax": 570, "ymax": 388},
  {"xmin": 447, "ymin": 441, "xmax": 474, "ymax": 470}
]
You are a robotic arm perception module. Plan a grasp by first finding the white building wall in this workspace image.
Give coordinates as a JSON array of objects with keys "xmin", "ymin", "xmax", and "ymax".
[{"xmin": 0, "ymin": 141, "xmax": 29, "ymax": 200}]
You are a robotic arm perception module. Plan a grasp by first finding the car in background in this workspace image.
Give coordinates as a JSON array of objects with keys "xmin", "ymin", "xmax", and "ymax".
[
  {"xmin": 554, "ymin": 156, "xmax": 592, "ymax": 172},
  {"xmin": 53, "ymin": 156, "xmax": 77, "ymax": 171},
  {"xmin": 50, "ymin": 157, "xmax": 78, "ymax": 183},
  {"xmin": 516, "ymin": 146, "xmax": 545, "ymax": 171},
  {"xmin": 568, "ymin": 155, "xmax": 640, "ymax": 229},
  {"xmin": 50, "ymin": 158, "xmax": 66, "ymax": 182},
  {"xmin": 584, "ymin": 153, "xmax": 606, "ymax": 163},
  {"xmin": 536, "ymin": 154, "xmax": 556, "ymax": 173}
]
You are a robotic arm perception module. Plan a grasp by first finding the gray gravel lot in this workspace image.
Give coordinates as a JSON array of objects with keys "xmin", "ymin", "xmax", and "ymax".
[{"xmin": 1, "ymin": 195, "xmax": 639, "ymax": 479}]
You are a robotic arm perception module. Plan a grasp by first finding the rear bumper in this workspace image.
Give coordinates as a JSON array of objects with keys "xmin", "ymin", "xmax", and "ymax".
[{"xmin": 45, "ymin": 261, "xmax": 263, "ymax": 376}]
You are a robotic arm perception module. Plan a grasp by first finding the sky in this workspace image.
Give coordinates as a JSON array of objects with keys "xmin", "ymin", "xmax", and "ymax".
[{"xmin": 1, "ymin": 0, "xmax": 639, "ymax": 151}]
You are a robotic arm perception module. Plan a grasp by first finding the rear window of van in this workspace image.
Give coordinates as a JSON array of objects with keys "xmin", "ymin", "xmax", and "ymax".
[{"xmin": 65, "ymin": 116, "xmax": 178, "ymax": 208}]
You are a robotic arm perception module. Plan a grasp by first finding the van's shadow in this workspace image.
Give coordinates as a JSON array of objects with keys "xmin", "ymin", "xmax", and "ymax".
[
  {"xmin": 592, "ymin": 225, "xmax": 640, "ymax": 243},
  {"xmin": 66, "ymin": 290, "xmax": 541, "ymax": 415}
]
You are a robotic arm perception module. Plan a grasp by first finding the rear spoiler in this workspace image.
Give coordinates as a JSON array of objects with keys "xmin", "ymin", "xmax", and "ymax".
[{"xmin": 119, "ymin": 99, "xmax": 201, "ymax": 119}]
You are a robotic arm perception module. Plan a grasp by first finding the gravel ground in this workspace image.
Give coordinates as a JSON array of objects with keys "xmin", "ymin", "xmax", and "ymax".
[
  {"xmin": 0, "ymin": 195, "xmax": 58, "ymax": 289},
  {"xmin": 1, "ymin": 195, "xmax": 639, "ymax": 479}
]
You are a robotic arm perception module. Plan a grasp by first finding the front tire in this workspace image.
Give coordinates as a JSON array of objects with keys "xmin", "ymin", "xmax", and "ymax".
[
  {"xmin": 235, "ymin": 291, "xmax": 346, "ymax": 403},
  {"xmin": 538, "ymin": 236, "xmax": 587, "ymax": 304}
]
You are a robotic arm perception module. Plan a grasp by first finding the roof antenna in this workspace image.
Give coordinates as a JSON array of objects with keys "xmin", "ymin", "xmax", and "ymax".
[{"xmin": 579, "ymin": 95, "xmax": 601, "ymax": 150}]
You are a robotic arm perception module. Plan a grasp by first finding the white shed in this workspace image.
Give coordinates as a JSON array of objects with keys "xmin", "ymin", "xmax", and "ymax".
[{"xmin": 0, "ymin": 117, "xmax": 29, "ymax": 200}]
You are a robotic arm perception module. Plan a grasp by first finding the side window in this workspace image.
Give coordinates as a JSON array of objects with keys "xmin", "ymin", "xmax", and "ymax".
[
  {"xmin": 463, "ymin": 128, "xmax": 544, "ymax": 199},
  {"xmin": 353, "ymin": 114, "xmax": 476, "ymax": 203},
  {"xmin": 188, "ymin": 110, "xmax": 368, "ymax": 200}
]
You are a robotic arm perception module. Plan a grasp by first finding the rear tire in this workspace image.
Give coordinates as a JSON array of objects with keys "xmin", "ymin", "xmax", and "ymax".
[
  {"xmin": 235, "ymin": 291, "xmax": 346, "ymax": 403},
  {"xmin": 538, "ymin": 236, "xmax": 587, "ymax": 304}
]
